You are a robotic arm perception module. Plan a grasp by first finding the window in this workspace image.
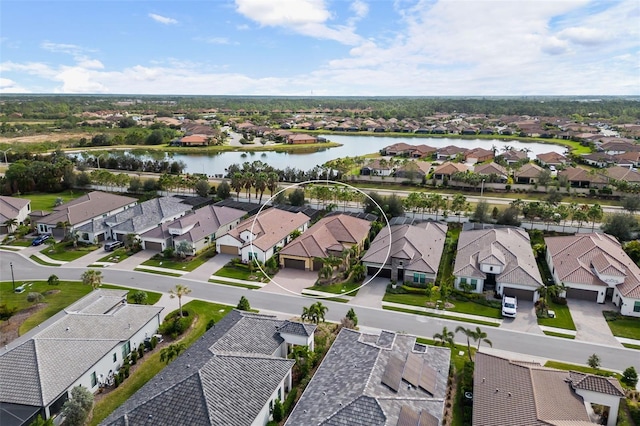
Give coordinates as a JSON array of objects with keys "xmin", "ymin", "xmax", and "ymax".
[
  {"xmin": 90, "ymin": 371, "xmax": 97, "ymax": 388},
  {"xmin": 489, "ymin": 266, "xmax": 493, "ymax": 272},
  {"xmin": 113, "ymin": 353, "xmax": 117, "ymax": 362},
  {"xmin": 470, "ymin": 279, "xmax": 478, "ymax": 290},
  {"xmin": 460, "ymin": 278, "xmax": 467, "ymax": 284},
  {"xmin": 121, "ymin": 341, "xmax": 131, "ymax": 358},
  {"xmin": 634, "ymin": 301, "xmax": 640, "ymax": 313},
  {"xmin": 413, "ymin": 273, "xmax": 426, "ymax": 284},
  {"xmin": 278, "ymin": 388, "xmax": 282, "ymax": 401}
]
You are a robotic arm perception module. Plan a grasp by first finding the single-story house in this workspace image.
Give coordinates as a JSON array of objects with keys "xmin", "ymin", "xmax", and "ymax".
[
  {"xmin": 473, "ymin": 162, "xmax": 509, "ymax": 182},
  {"xmin": 599, "ymin": 139, "xmax": 640, "ymax": 155},
  {"xmin": 394, "ymin": 161, "xmax": 431, "ymax": 180},
  {"xmin": 558, "ymin": 166, "xmax": 608, "ymax": 188},
  {"xmin": 0, "ymin": 196, "xmax": 31, "ymax": 234},
  {"xmin": 287, "ymin": 134, "xmax": 317, "ymax": 144},
  {"xmin": 613, "ymin": 151, "xmax": 640, "ymax": 167},
  {"xmin": 513, "ymin": 163, "xmax": 544, "ymax": 184},
  {"xmin": 279, "ymin": 214, "xmax": 371, "ymax": 271},
  {"xmin": 102, "ymin": 310, "xmax": 316, "ymax": 426},
  {"xmin": 432, "ymin": 162, "xmax": 469, "ymax": 180},
  {"xmin": 286, "ymin": 328, "xmax": 450, "ymax": 426},
  {"xmin": 410, "ymin": 144, "xmax": 437, "ymax": 158},
  {"xmin": 465, "ymin": 147, "xmax": 494, "ymax": 164},
  {"xmin": 360, "ymin": 159, "xmax": 394, "ymax": 176},
  {"xmin": 545, "ymin": 233, "xmax": 640, "ymax": 314},
  {"xmin": 582, "ymin": 152, "xmax": 617, "ymax": 168},
  {"xmin": 0, "ymin": 290, "xmax": 162, "ymax": 425},
  {"xmin": 536, "ymin": 151, "xmax": 567, "ymax": 167},
  {"xmin": 436, "ymin": 145, "xmax": 467, "ymax": 160},
  {"xmin": 453, "ymin": 227, "xmax": 543, "ymax": 301},
  {"xmin": 140, "ymin": 204, "xmax": 246, "ymax": 253},
  {"xmin": 604, "ymin": 165, "xmax": 640, "ymax": 184},
  {"xmin": 498, "ymin": 149, "xmax": 528, "ymax": 165},
  {"xmin": 473, "ymin": 352, "xmax": 624, "ymax": 426},
  {"xmin": 216, "ymin": 208, "xmax": 310, "ymax": 263},
  {"xmin": 362, "ymin": 221, "xmax": 447, "ymax": 284},
  {"xmin": 35, "ymin": 191, "xmax": 137, "ymax": 239},
  {"xmin": 380, "ymin": 142, "xmax": 414, "ymax": 156},
  {"xmin": 179, "ymin": 135, "xmax": 209, "ymax": 146},
  {"xmin": 76, "ymin": 196, "xmax": 192, "ymax": 244}
]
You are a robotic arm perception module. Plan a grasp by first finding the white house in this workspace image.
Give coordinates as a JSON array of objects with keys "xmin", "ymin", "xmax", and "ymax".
[
  {"xmin": 546, "ymin": 233, "xmax": 640, "ymax": 316},
  {"xmin": 0, "ymin": 290, "xmax": 162, "ymax": 424},
  {"xmin": 216, "ymin": 208, "xmax": 310, "ymax": 263},
  {"xmin": 0, "ymin": 196, "xmax": 31, "ymax": 233}
]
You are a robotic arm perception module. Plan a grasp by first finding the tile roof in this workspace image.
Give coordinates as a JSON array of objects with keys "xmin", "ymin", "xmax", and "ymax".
[
  {"xmin": 514, "ymin": 163, "xmax": 544, "ymax": 178},
  {"xmin": 454, "ymin": 228, "xmax": 543, "ymax": 288},
  {"xmin": 474, "ymin": 162, "xmax": 508, "ymax": 176},
  {"xmin": 104, "ymin": 196, "xmax": 192, "ymax": 234},
  {"xmin": 605, "ymin": 165, "xmax": 640, "ymax": 183},
  {"xmin": 276, "ymin": 320, "xmax": 317, "ymax": 337},
  {"xmin": 279, "ymin": 214, "xmax": 370, "ymax": 259},
  {"xmin": 223, "ymin": 208, "xmax": 310, "ymax": 252},
  {"xmin": 559, "ymin": 167, "xmax": 607, "ymax": 184},
  {"xmin": 37, "ymin": 191, "xmax": 137, "ymax": 226},
  {"xmin": 433, "ymin": 162, "xmax": 468, "ymax": 175},
  {"xmin": 545, "ymin": 233, "xmax": 640, "ymax": 298},
  {"xmin": 536, "ymin": 151, "xmax": 567, "ymax": 163},
  {"xmin": 362, "ymin": 222, "xmax": 447, "ymax": 276},
  {"xmin": 0, "ymin": 196, "xmax": 29, "ymax": 222},
  {"xmin": 169, "ymin": 205, "xmax": 246, "ymax": 244},
  {"xmin": 286, "ymin": 329, "xmax": 450, "ymax": 426},
  {"xmin": 569, "ymin": 372, "xmax": 625, "ymax": 397},
  {"xmin": 0, "ymin": 290, "xmax": 162, "ymax": 408},
  {"xmin": 103, "ymin": 310, "xmax": 307, "ymax": 426}
]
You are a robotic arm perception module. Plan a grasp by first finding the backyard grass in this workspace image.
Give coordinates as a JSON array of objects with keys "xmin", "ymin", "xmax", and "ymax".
[
  {"xmin": 29, "ymin": 255, "xmax": 61, "ymax": 266},
  {"xmin": 100, "ymin": 284, "xmax": 162, "ymax": 305},
  {"xmin": 97, "ymin": 247, "xmax": 134, "ymax": 263},
  {"xmin": 140, "ymin": 248, "xmax": 216, "ymax": 272},
  {"xmin": 544, "ymin": 360, "xmax": 621, "ymax": 380},
  {"xmin": 604, "ymin": 313, "xmax": 640, "ymax": 340},
  {"xmin": 383, "ymin": 305, "xmax": 499, "ymax": 327},
  {"xmin": 537, "ymin": 300, "xmax": 576, "ymax": 330},
  {"xmin": 15, "ymin": 189, "xmax": 87, "ymax": 211},
  {"xmin": 89, "ymin": 300, "xmax": 233, "ymax": 426},
  {"xmin": 307, "ymin": 280, "xmax": 361, "ymax": 296},
  {"xmin": 208, "ymin": 279, "xmax": 261, "ymax": 290},
  {"xmin": 543, "ymin": 330, "xmax": 576, "ymax": 339},
  {"xmin": 1, "ymin": 280, "xmax": 93, "ymax": 335},
  {"xmin": 133, "ymin": 268, "xmax": 182, "ymax": 277},
  {"xmin": 383, "ymin": 292, "xmax": 502, "ymax": 319},
  {"xmin": 41, "ymin": 241, "xmax": 100, "ymax": 261},
  {"xmin": 213, "ymin": 262, "xmax": 270, "ymax": 282}
]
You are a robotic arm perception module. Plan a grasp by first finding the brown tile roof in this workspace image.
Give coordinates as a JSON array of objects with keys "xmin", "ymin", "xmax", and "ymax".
[
  {"xmin": 536, "ymin": 151, "xmax": 567, "ymax": 164},
  {"xmin": 437, "ymin": 145, "xmax": 468, "ymax": 156},
  {"xmin": 433, "ymin": 162, "xmax": 468, "ymax": 175},
  {"xmin": 454, "ymin": 228, "xmax": 543, "ymax": 288},
  {"xmin": 226, "ymin": 208, "xmax": 310, "ymax": 252},
  {"xmin": 279, "ymin": 214, "xmax": 370, "ymax": 259},
  {"xmin": 605, "ymin": 166, "xmax": 640, "ymax": 183},
  {"xmin": 473, "ymin": 353, "xmax": 591, "ymax": 426},
  {"xmin": 474, "ymin": 162, "xmax": 508, "ymax": 176},
  {"xmin": 514, "ymin": 163, "xmax": 544, "ymax": 179},
  {"xmin": 558, "ymin": 167, "xmax": 607, "ymax": 184},
  {"xmin": 362, "ymin": 222, "xmax": 447, "ymax": 275},
  {"xmin": 569, "ymin": 372, "xmax": 625, "ymax": 397},
  {"xmin": 545, "ymin": 233, "xmax": 640, "ymax": 298},
  {"xmin": 38, "ymin": 191, "xmax": 137, "ymax": 226}
]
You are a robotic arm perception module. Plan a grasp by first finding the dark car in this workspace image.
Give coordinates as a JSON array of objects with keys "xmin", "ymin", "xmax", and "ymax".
[{"xmin": 31, "ymin": 235, "xmax": 51, "ymax": 246}]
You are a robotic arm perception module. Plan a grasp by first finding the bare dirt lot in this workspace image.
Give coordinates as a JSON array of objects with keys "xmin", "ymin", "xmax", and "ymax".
[
  {"xmin": 0, "ymin": 132, "xmax": 92, "ymax": 144},
  {"xmin": 0, "ymin": 303, "xmax": 46, "ymax": 346}
]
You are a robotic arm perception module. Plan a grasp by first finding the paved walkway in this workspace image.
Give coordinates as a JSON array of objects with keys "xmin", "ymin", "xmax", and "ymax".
[
  {"xmin": 183, "ymin": 254, "xmax": 233, "ymax": 281},
  {"xmin": 568, "ymin": 299, "xmax": 622, "ymax": 347},
  {"xmin": 110, "ymin": 250, "xmax": 155, "ymax": 271},
  {"xmin": 348, "ymin": 277, "xmax": 388, "ymax": 308},
  {"xmin": 154, "ymin": 293, "xmax": 193, "ymax": 322}
]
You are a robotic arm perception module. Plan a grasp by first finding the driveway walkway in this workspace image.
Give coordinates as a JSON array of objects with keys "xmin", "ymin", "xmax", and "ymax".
[
  {"xmin": 568, "ymin": 300, "xmax": 621, "ymax": 346},
  {"xmin": 62, "ymin": 245, "xmax": 109, "ymax": 268},
  {"xmin": 111, "ymin": 250, "xmax": 156, "ymax": 271},
  {"xmin": 499, "ymin": 301, "xmax": 544, "ymax": 335},
  {"xmin": 348, "ymin": 277, "xmax": 388, "ymax": 308},
  {"xmin": 260, "ymin": 269, "xmax": 317, "ymax": 295},
  {"xmin": 183, "ymin": 254, "xmax": 233, "ymax": 281},
  {"xmin": 154, "ymin": 293, "xmax": 193, "ymax": 322}
]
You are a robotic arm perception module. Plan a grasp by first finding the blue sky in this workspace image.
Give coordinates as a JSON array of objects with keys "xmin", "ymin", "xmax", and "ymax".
[{"xmin": 1, "ymin": 0, "xmax": 638, "ymax": 95}]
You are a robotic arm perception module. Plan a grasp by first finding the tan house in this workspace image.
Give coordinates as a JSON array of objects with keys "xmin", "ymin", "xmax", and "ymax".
[
  {"xmin": 545, "ymin": 233, "xmax": 640, "ymax": 315},
  {"xmin": 0, "ymin": 196, "xmax": 31, "ymax": 233},
  {"xmin": 604, "ymin": 165, "xmax": 640, "ymax": 184},
  {"xmin": 362, "ymin": 221, "xmax": 447, "ymax": 284},
  {"xmin": 514, "ymin": 163, "xmax": 544, "ymax": 184},
  {"xmin": 287, "ymin": 134, "xmax": 317, "ymax": 144},
  {"xmin": 558, "ymin": 167, "xmax": 608, "ymax": 188},
  {"xmin": 473, "ymin": 352, "xmax": 624, "ymax": 426},
  {"xmin": 474, "ymin": 162, "xmax": 509, "ymax": 182},
  {"xmin": 436, "ymin": 145, "xmax": 468, "ymax": 160},
  {"xmin": 432, "ymin": 162, "xmax": 468, "ymax": 180},
  {"xmin": 216, "ymin": 208, "xmax": 310, "ymax": 263},
  {"xmin": 279, "ymin": 214, "xmax": 371, "ymax": 271},
  {"xmin": 394, "ymin": 161, "xmax": 431, "ymax": 180},
  {"xmin": 464, "ymin": 147, "xmax": 494, "ymax": 164},
  {"xmin": 499, "ymin": 149, "xmax": 528, "ymax": 165},
  {"xmin": 454, "ymin": 227, "xmax": 543, "ymax": 301},
  {"xmin": 536, "ymin": 151, "xmax": 567, "ymax": 166},
  {"xmin": 180, "ymin": 135, "xmax": 209, "ymax": 146}
]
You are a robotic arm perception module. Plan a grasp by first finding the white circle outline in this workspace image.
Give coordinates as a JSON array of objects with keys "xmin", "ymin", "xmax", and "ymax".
[{"xmin": 249, "ymin": 179, "xmax": 393, "ymax": 299}]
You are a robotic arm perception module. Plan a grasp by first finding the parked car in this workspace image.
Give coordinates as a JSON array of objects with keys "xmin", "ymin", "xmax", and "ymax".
[
  {"xmin": 14, "ymin": 285, "xmax": 25, "ymax": 293},
  {"xmin": 104, "ymin": 240, "xmax": 124, "ymax": 252},
  {"xmin": 31, "ymin": 235, "xmax": 51, "ymax": 246},
  {"xmin": 501, "ymin": 296, "xmax": 518, "ymax": 318}
]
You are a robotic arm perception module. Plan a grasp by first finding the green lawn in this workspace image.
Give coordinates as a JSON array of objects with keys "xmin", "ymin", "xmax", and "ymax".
[
  {"xmin": 543, "ymin": 330, "xmax": 575, "ymax": 339},
  {"xmin": 383, "ymin": 292, "xmax": 502, "ymax": 319},
  {"xmin": 3, "ymin": 239, "xmax": 31, "ymax": 247},
  {"xmin": 208, "ymin": 279, "xmax": 261, "ymax": 290},
  {"xmin": 307, "ymin": 280, "xmax": 361, "ymax": 296},
  {"xmin": 538, "ymin": 300, "xmax": 576, "ymax": 330},
  {"xmin": 97, "ymin": 248, "xmax": 134, "ymax": 263},
  {"xmin": 1, "ymin": 280, "xmax": 93, "ymax": 334},
  {"xmin": 544, "ymin": 360, "xmax": 620, "ymax": 380},
  {"xmin": 140, "ymin": 249, "xmax": 216, "ymax": 272},
  {"xmin": 89, "ymin": 300, "xmax": 233, "ymax": 426},
  {"xmin": 383, "ymin": 305, "xmax": 499, "ymax": 327},
  {"xmin": 214, "ymin": 262, "xmax": 269, "ymax": 282},
  {"xmin": 604, "ymin": 314, "xmax": 640, "ymax": 340},
  {"xmin": 623, "ymin": 343, "xmax": 640, "ymax": 350},
  {"xmin": 29, "ymin": 255, "xmax": 60, "ymax": 266},
  {"xmin": 133, "ymin": 268, "xmax": 182, "ymax": 277},
  {"xmin": 41, "ymin": 241, "xmax": 99, "ymax": 261},
  {"xmin": 15, "ymin": 189, "xmax": 87, "ymax": 212},
  {"xmin": 100, "ymin": 284, "xmax": 162, "ymax": 305}
]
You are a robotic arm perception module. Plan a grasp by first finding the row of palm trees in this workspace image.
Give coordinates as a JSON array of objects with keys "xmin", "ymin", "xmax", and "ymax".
[
  {"xmin": 433, "ymin": 326, "xmax": 492, "ymax": 362},
  {"xmin": 403, "ymin": 192, "xmax": 469, "ymax": 221},
  {"xmin": 510, "ymin": 199, "xmax": 604, "ymax": 231}
]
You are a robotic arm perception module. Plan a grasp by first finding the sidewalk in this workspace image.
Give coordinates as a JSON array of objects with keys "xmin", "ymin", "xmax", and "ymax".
[
  {"xmin": 62, "ymin": 245, "xmax": 111, "ymax": 268},
  {"xmin": 182, "ymin": 254, "xmax": 233, "ymax": 281},
  {"xmin": 382, "ymin": 300, "xmax": 503, "ymax": 325},
  {"xmin": 110, "ymin": 250, "xmax": 155, "ymax": 271}
]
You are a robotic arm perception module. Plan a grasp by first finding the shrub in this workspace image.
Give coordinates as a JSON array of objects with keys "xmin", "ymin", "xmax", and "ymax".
[
  {"xmin": 159, "ymin": 311, "xmax": 194, "ymax": 338},
  {"xmin": 27, "ymin": 292, "xmax": 44, "ymax": 303},
  {"xmin": 131, "ymin": 290, "xmax": 148, "ymax": 305},
  {"xmin": 622, "ymin": 367, "xmax": 639, "ymax": 388},
  {"xmin": 237, "ymin": 296, "xmax": 251, "ymax": 311},
  {"xmin": 124, "ymin": 363, "xmax": 130, "ymax": 378},
  {"xmin": 0, "ymin": 304, "xmax": 17, "ymax": 320},
  {"xmin": 272, "ymin": 399, "xmax": 284, "ymax": 422},
  {"xmin": 283, "ymin": 387, "xmax": 298, "ymax": 414},
  {"xmin": 138, "ymin": 345, "xmax": 144, "ymax": 359},
  {"xmin": 151, "ymin": 335, "xmax": 158, "ymax": 349},
  {"xmin": 114, "ymin": 374, "xmax": 121, "ymax": 388},
  {"xmin": 47, "ymin": 274, "xmax": 60, "ymax": 286},
  {"xmin": 551, "ymin": 296, "xmax": 568, "ymax": 305},
  {"xmin": 206, "ymin": 319, "xmax": 216, "ymax": 330}
]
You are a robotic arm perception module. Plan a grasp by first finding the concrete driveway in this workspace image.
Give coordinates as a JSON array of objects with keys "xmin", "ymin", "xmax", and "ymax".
[
  {"xmin": 567, "ymin": 300, "xmax": 621, "ymax": 346},
  {"xmin": 260, "ymin": 269, "xmax": 317, "ymax": 295},
  {"xmin": 499, "ymin": 300, "xmax": 544, "ymax": 334},
  {"xmin": 348, "ymin": 277, "xmax": 389, "ymax": 308},
  {"xmin": 111, "ymin": 249, "xmax": 156, "ymax": 271},
  {"xmin": 184, "ymin": 253, "xmax": 233, "ymax": 281}
]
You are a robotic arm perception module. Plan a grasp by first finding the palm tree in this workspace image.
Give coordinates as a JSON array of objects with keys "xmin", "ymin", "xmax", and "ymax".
[
  {"xmin": 587, "ymin": 203, "xmax": 603, "ymax": 231},
  {"xmin": 455, "ymin": 326, "xmax": 476, "ymax": 362},
  {"xmin": 242, "ymin": 171, "xmax": 255, "ymax": 202},
  {"xmin": 230, "ymin": 172, "xmax": 243, "ymax": 201},
  {"xmin": 160, "ymin": 342, "xmax": 186, "ymax": 364},
  {"xmin": 3, "ymin": 218, "xmax": 18, "ymax": 233},
  {"xmin": 169, "ymin": 284, "xmax": 192, "ymax": 318},
  {"xmin": 254, "ymin": 171, "xmax": 268, "ymax": 204},
  {"xmin": 473, "ymin": 327, "xmax": 492, "ymax": 350},
  {"xmin": 81, "ymin": 269, "xmax": 102, "ymax": 290},
  {"xmin": 433, "ymin": 326, "xmax": 455, "ymax": 347},
  {"xmin": 301, "ymin": 302, "xmax": 328, "ymax": 324}
]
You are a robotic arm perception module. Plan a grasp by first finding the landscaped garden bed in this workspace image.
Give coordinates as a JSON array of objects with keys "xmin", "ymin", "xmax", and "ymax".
[
  {"xmin": 41, "ymin": 240, "xmax": 100, "ymax": 261},
  {"xmin": 140, "ymin": 247, "xmax": 216, "ymax": 272}
]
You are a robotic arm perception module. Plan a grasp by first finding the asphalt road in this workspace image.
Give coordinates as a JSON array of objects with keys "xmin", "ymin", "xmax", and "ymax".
[{"xmin": 2, "ymin": 252, "xmax": 638, "ymax": 374}]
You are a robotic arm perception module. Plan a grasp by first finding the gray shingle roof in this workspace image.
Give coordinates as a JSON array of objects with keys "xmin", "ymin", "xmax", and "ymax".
[
  {"xmin": 106, "ymin": 196, "xmax": 192, "ymax": 234},
  {"xmin": 286, "ymin": 329, "xmax": 450, "ymax": 426},
  {"xmin": 276, "ymin": 320, "xmax": 317, "ymax": 337},
  {"xmin": 37, "ymin": 191, "xmax": 137, "ymax": 226},
  {"xmin": 103, "ymin": 310, "xmax": 304, "ymax": 426}
]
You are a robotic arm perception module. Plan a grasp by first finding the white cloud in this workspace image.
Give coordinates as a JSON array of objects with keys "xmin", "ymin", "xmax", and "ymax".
[
  {"xmin": 149, "ymin": 13, "xmax": 178, "ymax": 25},
  {"xmin": 0, "ymin": 77, "xmax": 30, "ymax": 93},
  {"xmin": 197, "ymin": 37, "xmax": 231, "ymax": 45},
  {"xmin": 350, "ymin": 0, "xmax": 369, "ymax": 19}
]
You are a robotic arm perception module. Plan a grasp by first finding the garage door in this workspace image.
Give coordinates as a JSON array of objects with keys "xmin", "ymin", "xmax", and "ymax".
[
  {"xmin": 367, "ymin": 266, "xmax": 391, "ymax": 278},
  {"xmin": 218, "ymin": 245, "xmax": 239, "ymax": 255},
  {"xmin": 503, "ymin": 287, "xmax": 535, "ymax": 301},
  {"xmin": 284, "ymin": 258, "xmax": 306, "ymax": 270},
  {"xmin": 144, "ymin": 241, "xmax": 163, "ymax": 251},
  {"xmin": 567, "ymin": 287, "xmax": 599, "ymax": 302}
]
